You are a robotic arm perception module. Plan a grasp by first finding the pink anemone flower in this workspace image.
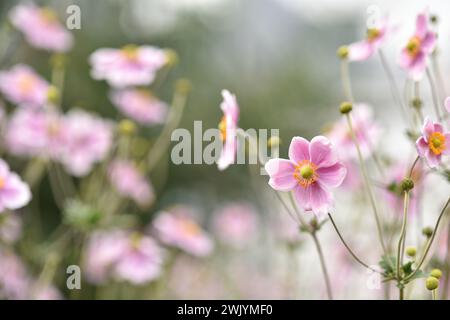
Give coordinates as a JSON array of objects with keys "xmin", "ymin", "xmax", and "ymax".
[
  {"xmin": 399, "ymin": 11, "xmax": 436, "ymax": 81},
  {"xmin": 0, "ymin": 159, "xmax": 32, "ymax": 213},
  {"xmin": 217, "ymin": 90, "xmax": 240, "ymax": 171},
  {"xmin": 89, "ymin": 45, "xmax": 167, "ymax": 88},
  {"xmin": 110, "ymin": 89, "xmax": 168, "ymax": 126},
  {"xmin": 9, "ymin": 3, "xmax": 73, "ymax": 52},
  {"xmin": 348, "ymin": 17, "xmax": 391, "ymax": 61},
  {"xmin": 416, "ymin": 118, "xmax": 449, "ymax": 168},
  {"xmin": 265, "ymin": 136, "xmax": 347, "ymax": 217},
  {"xmin": 153, "ymin": 207, "xmax": 214, "ymax": 257},
  {"xmin": 0, "ymin": 64, "xmax": 50, "ymax": 108}
]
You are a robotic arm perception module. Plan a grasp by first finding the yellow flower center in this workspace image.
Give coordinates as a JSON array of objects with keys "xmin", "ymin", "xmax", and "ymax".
[
  {"xmin": 121, "ymin": 45, "xmax": 140, "ymax": 61},
  {"xmin": 181, "ymin": 220, "xmax": 201, "ymax": 236},
  {"xmin": 293, "ymin": 160, "xmax": 318, "ymax": 188},
  {"xmin": 0, "ymin": 177, "xmax": 4, "ymax": 189},
  {"xmin": 39, "ymin": 7, "xmax": 58, "ymax": 24},
  {"xmin": 429, "ymin": 132, "xmax": 446, "ymax": 155},
  {"xmin": 406, "ymin": 36, "xmax": 421, "ymax": 57},
  {"xmin": 18, "ymin": 74, "xmax": 36, "ymax": 94},
  {"xmin": 219, "ymin": 116, "xmax": 227, "ymax": 141},
  {"xmin": 366, "ymin": 28, "xmax": 381, "ymax": 42}
]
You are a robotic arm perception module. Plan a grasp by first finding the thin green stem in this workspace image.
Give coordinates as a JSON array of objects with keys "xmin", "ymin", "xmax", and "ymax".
[
  {"xmin": 404, "ymin": 196, "xmax": 450, "ymax": 282},
  {"xmin": 311, "ymin": 231, "xmax": 333, "ymax": 300},
  {"xmin": 396, "ymin": 191, "xmax": 410, "ymax": 281},
  {"xmin": 345, "ymin": 113, "xmax": 387, "ymax": 255},
  {"xmin": 340, "ymin": 60, "xmax": 354, "ymax": 102},
  {"xmin": 426, "ymin": 67, "xmax": 442, "ymax": 121},
  {"xmin": 328, "ymin": 213, "xmax": 381, "ymax": 274}
]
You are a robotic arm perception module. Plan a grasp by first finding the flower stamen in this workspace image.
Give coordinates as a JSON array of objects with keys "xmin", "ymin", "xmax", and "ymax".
[
  {"xmin": 294, "ymin": 160, "xmax": 318, "ymax": 188},
  {"xmin": 219, "ymin": 116, "xmax": 227, "ymax": 141},
  {"xmin": 429, "ymin": 132, "xmax": 446, "ymax": 155},
  {"xmin": 366, "ymin": 28, "xmax": 381, "ymax": 42},
  {"xmin": 406, "ymin": 36, "xmax": 421, "ymax": 57}
]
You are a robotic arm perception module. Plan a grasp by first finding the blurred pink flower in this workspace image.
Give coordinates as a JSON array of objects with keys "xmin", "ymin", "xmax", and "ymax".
[
  {"xmin": 84, "ymin": 230, "xmax": 164, "ymax": 285},
  {"xmin": 0, "ymin": 64, "xmax": 50, "ymax": 107},
  {"xmin": 114, "ymin": 234, "xmax": 164, "ymax": 284},
  {"xmin": 0, "ymin": 159, "xmax": 32, "ymax": 212},
  {"xmin": 212, "ymin": 202, "xmax": 259, "ymax": 248},
  {"xmin": 416, "ymin": 118, "xmax": 449, "ymax": 168},
  {"xmin": 0, "ymin": 249, "xmax": 29, "ymax": 299},
  {"xmin": 399, "ymin": 11, "xmax": 436, "ymax": 81},
  {"xmin": 0, "ymin": 213, "xmax": 22, "ymax": 244},
  {"xmin": 153, "ymin": 207, "xmax": 214, "ymax": 256},
  {"xmin": 327, "ymin": 104, "xmax": 381, "ymax": 161},
  {"xmin": 110, "ymin": 89, "xmax": 168, "ymax": 125},
  {"xmin": 265, "ymin": 136, "xmax": 347, "ymax": 217},
  {"xmin": 217, "ymin": 90, "xmax": 240, "ymax": 171},
  {"xmin": 348, "ymin": 17, "xmax": 391, "ymax": 61},
  {"xmin": 31, "ymin": 285, "xmax": 62, "ymax": 300},
  {"xmin": 108, "ymin": 160, "xmax": 155, "ymax": 207},
  {"xmin": 59, "ymin": 110, "xmax": 113, "ymax": 176},
  {"xmin": 5, "ymin": 108, "xmax": 64, "ymax": 158},
  {"xmin": 89, "ymin": 45, "xmax": 167, "ymax": 88},
  {"xmin": 10, "ymin": 4, "xmax": 73, "ymax": 52}
]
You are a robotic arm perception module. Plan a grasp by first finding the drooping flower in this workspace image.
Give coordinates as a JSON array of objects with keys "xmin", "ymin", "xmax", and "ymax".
[
  {"xmin": 348, "ymin": 17, "xmax": 391, "ymax": 61},
  {"xmin": 0, "ymin": 64, "xmax": 50, "ymax": 107},
  {"xmin": 0, "ymin": 159, "xmax": 32, "ymax": 213},
  {"xmin": 399, "ymin": 11, "xmax": 436, "ymax": 81},
  {"xmin": 416, "ymin": 118, "xmax": 449, "ymax": 168},
  {"xmin": 265, "ymin": 136, "xmax": 347, "ymax": 217},
  {"xmin": 83, "ymin": 230, "xmax": 164, "ymax": 285},
  {"xmin": 59, "ymin": 110, "xmax": 113, "ymax": 176},
  {"xmin": 153, "ymin": 206, "xmax": 214, "ymax": 257},
  {"xmin": 217, "ymin": 90, "xmax": 240, "ymax": 171},
  {"xmin": 212, "ymin": 202, "xmax": 259, "ymax": 248},
  {"xmin": 108, "ymin": 160, "xmax": 155, "ymax": 207},
  {"xmin": 9, "ymin": 3, "xmax": 73, "ymax": 52},
  {"xmin": 327, "ymin": 103, "xmax": 381, "ymax": 160},
  {"xmin": 5, "ymin": 108, "xmax": 64, "ymax": 159},
  {"xmin": 89, "ymin": 45, "xmax": 168, "ymax": 88},
  {"xmin": 110, "ymin": 89, "xmax": 168, "ymax": 125}
]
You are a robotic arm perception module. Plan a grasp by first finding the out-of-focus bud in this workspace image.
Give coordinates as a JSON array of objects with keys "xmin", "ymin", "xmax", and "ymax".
[
  {"xmin": 164, "ymin": 49, "xmax": 178, "ymax": 67},
  {"xmin": 47, "ymin": 85, "xmax": 60, "ymax": 104},
  {"xmin": 176, "ymin": 79, "xmax": 192, "ymax": 95},
  {"xmin": 422, "ymin": 226, "xmax": 433, "ymax": 238},
  {"xmin": 406, "ymin": 246, "xmax": 417, "ymax": 257},
  {"xmin": 411, "ymin": 97, "xmax": 422, "ymax": 109},
  {"xmin": 267, "ymin": 136, "xmax": 281, "ymax": 148},
  {"xmin": 50, "ymin": 53, "xmax": 67, "ymax": 69},
  {"xmin": 425, "ymin": 276, "xmax": 439, "ymax": 290},
  {"xmin": 337, "ymin": 46, "xmax": 349, "ymax": 59},
  {"xmin": 339, "ymin": 101, "xmax": 353, "ymax": 114},
  {"xmin": 118, "ymin": 119, "xmax": 137, "ymax": 136},
  {"xmin": 430, "ymin": 269, "xmax": 442, "ymax": 280}
]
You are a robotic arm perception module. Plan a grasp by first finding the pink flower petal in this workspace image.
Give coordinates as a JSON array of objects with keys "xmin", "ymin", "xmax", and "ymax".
[
  {"xmin": 421, "ymin": 32, "xmax": 436, "ymax": 53},
  {"xmin": 425, "ymin": 149, "xmax": 441, "ymax": 168},
  {"xmin": 422, "ymin": 117, "xmax": 435, "ymax": 141},
  {"xmin": 288, "ymin": 137, "xmax": 310, "ymax": 164},
  {"xmin": 348, "ymin": 41, "xmax": 374, "ymax": 61},
  {"xmin": 316, "ymin": 163, "xmax": 347, "ymax": 188},
  {"xmin": 443, "ymin": 134, "xmax": 450, "ymax": 155},
  {"xmin": 445, "ymin": 97, "xmax": 450, "ymax": 113},
  {"xmin": 309, "ymin": 136, "xmax": 337, "ymax": 168},
  {"xmin": 293, "ymin": 186, "xmax": 312, "ymax": 212},
  {"xmin": 265, "ymin": 159, "xmax": 297, "ymax": 191},
  {"xmin": 409, "ymin": 52, "xmax": 426, "ymax": 81},
  {"xmin": 415, "ymin": 136, "xmax": 429, "ymax": 157},
  {"xmin": 309, "ymin": 183, "xmax": 333, "ymax": 217},
  {"xmin": 415, "ymin": 13, "xmax": 428, "ymax": 39}
]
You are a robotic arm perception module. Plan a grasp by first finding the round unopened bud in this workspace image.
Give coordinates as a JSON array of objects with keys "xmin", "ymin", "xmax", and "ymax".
[
  {"xmin": 430, "ymin": 15, "xmax": 438, "ymax": 24},
  {"xmin": 47, "ymin": 85, "xmax": 59, "ymax": 104},
  {"xmin": 406, "ymin": 246, "xmax": 417, "ymax": 257},
  {"xmin": 430, "ymin": 269, "xmax": 442, "ymax": 279},
  {"xmin": 422, "ymin": 226, "xmax": 433, "ymax": 238},
  {"xmin": 118, "ymin": 119, "xmax": 137, "ymax": 135},
  {"xmin": 164, "ymin": 49, "xmax": 179, "ymax": 66},
  {"xmin": 50, "ymin": 53, "xmax": 67, "ymax": 69},
  {"xmin": 337, "ymin": 46, "xmax": 349, "ymax": 59},
  {"xmin": 400, "ymin": 178, "xmax": 414, "ymax": 192},
  {"xmin": 411, "ymin": 97, "xmax": 422, "ymax": 109},
  {"xmin": 426, "ymin": 276, "xmax": 439, "ymax": 290},
  {"xmin": 267, "ymin": 136, "xmax": 281, "ymax": 148},
  {"xmin": 339, "ymin": 101, "xmax": 353, "ymax": 114}
]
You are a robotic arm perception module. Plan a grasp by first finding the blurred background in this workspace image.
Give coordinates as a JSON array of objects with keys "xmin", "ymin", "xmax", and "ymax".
[{"xmin": 0, "ymin": 0, "xmax": 449, "ymax": 299}]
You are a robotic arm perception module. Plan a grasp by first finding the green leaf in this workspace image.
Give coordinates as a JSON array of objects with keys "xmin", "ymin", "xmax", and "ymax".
[{"xmin": 379, "ymin": 255, "xmax": 397, "ymax": 276}]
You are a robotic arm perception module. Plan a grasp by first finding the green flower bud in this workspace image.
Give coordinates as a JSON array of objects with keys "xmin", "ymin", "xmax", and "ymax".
[
  {"xmin": 400, "ymin": 178, "xmax": 414, "ymax": 192},
  {"xmin": 422, "ymin": 226, "xmax": 433, "ymax": 238},
  {"xmin": 426, "ymin": 276, "xmax": 439, "ymax": 290},
  {"xmin": 118, "ymin": 119, "xmax": 137, "ymax": 136},
  {"xmin": 339, "ymin": 101, "xmax": 353, "ymax": 114},
  {"xmin": 337, "ymin": 46, "xmax": 349, "ymax": 59},
  {"xmin": 164, "ymin": 49, "xmax": 179, "ymax": 66},
  {"xmin": 47, "ymin": 85, "xmax": 59, "ymax": 104},
  {"xmin": 430, "ymin": 15, "xmax": 438, "ymax": 24},
  {"xmin": 411, "ymin": 97, "xmax": 422, "ymax": 109},
  {"xmin": 406, "ymin": 246, "xmax": 417, "ymax": 257},
  {"xmin": 430, "ymin": 269, "xmax": 442, "ymax": 279}
]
